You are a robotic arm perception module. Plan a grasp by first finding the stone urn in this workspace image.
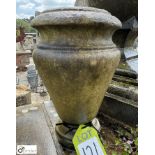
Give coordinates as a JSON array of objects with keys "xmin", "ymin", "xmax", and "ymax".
[{"xmin": 31, "ymin": 7, "xmax": 121, "ymax": 148}]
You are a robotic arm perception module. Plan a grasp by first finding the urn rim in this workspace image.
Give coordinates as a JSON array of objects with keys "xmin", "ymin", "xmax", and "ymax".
[
  {"xmin": 42, "ymin": 7, "xmax": 109, "ymax": 14},
  {"xmin": 31, "ymin": 6, "xmax": 122, "ymax": 29}
]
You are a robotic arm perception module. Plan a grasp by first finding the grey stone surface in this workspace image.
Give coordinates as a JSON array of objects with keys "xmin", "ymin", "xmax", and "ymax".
[
  {"xmin": 16, "ymin": 104, "xmax": 58, "ymax": 155},
  {"xmin": 100, "ymin": 92, "xmax": 138, "ymax": 127},
  {"xmin": 127, "ymin": 58, "xmax": 138, "ymax": 73},
  {"xmin": 108, "ymin": 83, "xmax": 138, "ymax": 102}
]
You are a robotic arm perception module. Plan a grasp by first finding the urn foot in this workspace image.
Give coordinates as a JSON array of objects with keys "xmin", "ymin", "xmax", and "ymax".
[
  {"xmin": 55, "ymin": 123, "xmax": 78, "ymax": 149},
  {"xmin": 55, "ymin": 118, "xmax": 101, "ymax": 150}
]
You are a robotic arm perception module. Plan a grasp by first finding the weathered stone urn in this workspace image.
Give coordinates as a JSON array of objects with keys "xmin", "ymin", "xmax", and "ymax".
[{"xmin": 31, "ymin": 7, "xmax": 121, "ymax": 148}]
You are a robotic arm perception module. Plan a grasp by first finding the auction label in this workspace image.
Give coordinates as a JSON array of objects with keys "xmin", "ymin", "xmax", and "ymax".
[{"xmin": 73, "ymin": 125, "xmax": 107, "ymax": 155}]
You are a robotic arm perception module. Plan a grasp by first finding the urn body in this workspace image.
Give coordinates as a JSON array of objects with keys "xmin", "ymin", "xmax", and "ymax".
[{"xmin": 32, "ymin": 7, "xmax": 121, "ymax": 124}]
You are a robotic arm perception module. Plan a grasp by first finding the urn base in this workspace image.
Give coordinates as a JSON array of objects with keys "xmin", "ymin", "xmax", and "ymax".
[
  {"xmin": 55, "ymin": 118, "xmax": 101, "ymax": 149},
  {"xmin": 55, "ymin": 123, "xmax": 78, "ymax": 149}
]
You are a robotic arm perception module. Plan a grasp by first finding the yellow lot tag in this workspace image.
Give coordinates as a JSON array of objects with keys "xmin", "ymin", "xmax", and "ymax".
[{"xmin": 73, "ymin": 125, "xmax": 107, "ymax": 155}]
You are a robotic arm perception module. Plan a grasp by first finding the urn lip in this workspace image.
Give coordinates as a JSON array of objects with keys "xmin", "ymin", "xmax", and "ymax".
[
  {"xmin": 42, "ymin": 7, "xmax": 109, "ymax": 14},
  {"xmin": 31, "ymin": 7, "xmax": 122, "ymax": 29}
]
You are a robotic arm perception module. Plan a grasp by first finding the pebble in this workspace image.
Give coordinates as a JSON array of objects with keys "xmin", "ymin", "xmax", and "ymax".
[
  {"xmin": 29, "ymin": 107, "xmax": 38, "ymax": 111},
  {"xmin": 54, "ymin": 113, "xmax": 58, "ymax": 117},
  {"xmin": 22, "ymin": 109, "xmax": 29, "ymax": 113}
]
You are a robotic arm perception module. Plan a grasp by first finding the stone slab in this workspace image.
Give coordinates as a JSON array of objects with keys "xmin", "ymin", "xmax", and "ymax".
[
  {"xmin": 127, "ymin": 58, "xmax": 138, "ymax": 74},
  {"xmin": 16, "ymin": 104, "xmax": 58, "ymax": 155},
  {"xmin": 100, "ymin": 93, "xmax": 138, "ymax": 127},
  {"xmin": 43, "ymin": 101, "xmax": 76, "ymax": 155}
]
